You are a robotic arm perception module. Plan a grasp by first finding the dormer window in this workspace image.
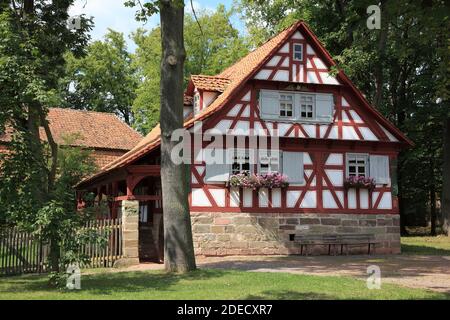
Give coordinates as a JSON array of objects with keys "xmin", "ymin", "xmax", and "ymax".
[
  {"xmin": 279, "ymin": 94, "xmax": 294, "ymax": 117},
  {"xmin": 293, "ymin": 43, "xmax": 303, "ymax": 61}
]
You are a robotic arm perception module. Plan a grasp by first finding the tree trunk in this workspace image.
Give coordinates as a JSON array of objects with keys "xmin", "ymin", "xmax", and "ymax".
[
  {"xmin": 373, "ymin": 0, "xmax": 388, "ymax": 109},
  {"xmin": 430, "ymin": 184, "xmax": 437, "ymax": 236},
  {"xmin": 39, "ymin": 107, "xmax": 58, "ymax": 193},
  {"xmin": 159, "ymin": 0, "xmax": 196, "ymax": 273},
  {"xmin": 442, "ymin": 117, "xmax": 450, "ymax": 236},
  {"xmin": 397, "ymin": 156, "xmax": 408, "ymax": 235},
  {"xmin": 49, "ymin": 240, "xmax": 60, "ymax": 272}
]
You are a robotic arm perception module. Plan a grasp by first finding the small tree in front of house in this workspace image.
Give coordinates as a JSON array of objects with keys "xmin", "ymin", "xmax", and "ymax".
[{"xmin": 34, "ymin": 137, "xmax": 110, "ymax": 286}]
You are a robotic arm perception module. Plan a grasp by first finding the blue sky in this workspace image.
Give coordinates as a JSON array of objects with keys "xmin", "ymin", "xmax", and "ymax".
[{"xmin": 69, "ymin": 0, "xmax": 246, "ymax": 52}]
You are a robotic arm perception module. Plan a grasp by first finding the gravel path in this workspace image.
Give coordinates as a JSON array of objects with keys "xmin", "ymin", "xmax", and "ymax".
[{"xmin": 122, "ymin": 255, "xmax": 450, "ymax": 293}]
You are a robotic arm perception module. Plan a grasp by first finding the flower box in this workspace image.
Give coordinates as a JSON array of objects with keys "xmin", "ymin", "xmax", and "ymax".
[
  {"xmin": 227, "ymin": 172, "xmax": 289, "ymax": 190},
  {"xmin": 344, "ymin": 176, "xmax": 376, "ymax": 191}
]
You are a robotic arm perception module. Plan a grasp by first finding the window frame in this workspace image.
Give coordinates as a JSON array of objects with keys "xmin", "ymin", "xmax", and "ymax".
[
  {"xmin": 346, "ymin": 153, "xmax": 369, "ymax": 178},
  {"xmin": 293, "ymin": 43, "xmax": 303, "ymax": 62},
  {"xmin": 231, "ymin": 149, "xmax": 251, "ymax": 175},
  {"xmin": 279, "ymin": 93, "xmax": 294, "ymax": 118},
  {"xmin": 258, "ymin": 150, "xmax": 281, "ymax": 174},
  {"xmin": 299, "ymin": 94, "xmax": 315, "ymax": 120}
]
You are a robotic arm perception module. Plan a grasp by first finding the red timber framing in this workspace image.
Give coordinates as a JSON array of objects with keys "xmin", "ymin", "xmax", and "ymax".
[
  {"xmin": 188, "ymin": 78, "xmax": 402, "ymax": 214},
  {"xmin": 76, "ymin": 165, "xmax": 162, "ymax": 218},
  {"xmin": 76, "ymin": 20, "xmax": 411, "ymax": 219}
]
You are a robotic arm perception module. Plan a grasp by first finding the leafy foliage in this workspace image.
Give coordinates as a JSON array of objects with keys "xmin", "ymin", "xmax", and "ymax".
[
  {"xmin": 61, "ymin": 30, "xmax": 139, "ymax": 125},
  {"xmin": 0, "ymin": 1, "xmax": 104, "ymax": 277}
]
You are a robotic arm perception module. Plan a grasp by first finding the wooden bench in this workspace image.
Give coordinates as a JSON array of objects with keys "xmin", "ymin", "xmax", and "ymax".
[
  {"xmin": 294, "ymin": 234, "xmax": 340, "ymax": 256},
  {"xmin": 338, "ymin": 234, "xmax": 379, "ymax": 255},
  {"xmin": 294, "ymin": 234, "xmax": 379, "ymax": 256}
]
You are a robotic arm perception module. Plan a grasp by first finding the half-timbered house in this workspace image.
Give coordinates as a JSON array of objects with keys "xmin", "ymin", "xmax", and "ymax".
[{"xmin": 76, "ymin": 21, "xmax": 412, "ymax": 262}]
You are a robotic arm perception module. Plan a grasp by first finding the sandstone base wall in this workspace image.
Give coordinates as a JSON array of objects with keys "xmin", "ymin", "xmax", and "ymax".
[{"xmin": 191, "ymin": 212, "xmax": 401, "ymax": 256}]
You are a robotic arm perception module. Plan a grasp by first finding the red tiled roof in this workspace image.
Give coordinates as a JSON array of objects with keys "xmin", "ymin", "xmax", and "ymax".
[
  {"xmin": 40, "ymin": 108, "xmax": 142, "ymax": 151},
  {"xmin": 0, "ymin": 108, "xmax": 142, "ymax": 150},
  {"xmin": 191, "ymin": 75, "xmax": 231, "ymax": 92},
  {"xmin": 77, "ymin": 20, "xmax": 412, "ymax": 188}
]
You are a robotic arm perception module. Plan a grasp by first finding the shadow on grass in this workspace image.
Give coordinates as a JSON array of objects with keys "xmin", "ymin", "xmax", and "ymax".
[
  {"xmin": 245, "ymin": 290, "xmax": 334, "ymax": 300},
  {"xmin": 401, "ymin": 244, "xmax": 450, "ymax": 256},
  {"xmin": 0, "ymin": 269, "xmax": 228, "ymax": 295}
]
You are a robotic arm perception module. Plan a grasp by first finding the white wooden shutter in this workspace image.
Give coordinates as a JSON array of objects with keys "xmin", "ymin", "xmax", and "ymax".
[
  {"xmin": 370, "ymin": 155, "xmax": 390, "ymax": 184},
  {"xmin": 259, "ymin": 90, "xmax": 280, "ymax": 119},
  {"xmin": 205, "ymin": 149, "xmax": 230, "ymax": 183},
  {"xmin": 315, "ymin": 93, "xmax": 334, "ymax": 123},
  {"xmin": 282, "ymin": 151, "xmax": 304, "ymax": 184}
]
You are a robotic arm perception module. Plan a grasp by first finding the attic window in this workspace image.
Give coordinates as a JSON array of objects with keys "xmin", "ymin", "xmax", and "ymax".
[{"xmin": 293, "ymin": 43, "xmax": 303, "ymax": 61}]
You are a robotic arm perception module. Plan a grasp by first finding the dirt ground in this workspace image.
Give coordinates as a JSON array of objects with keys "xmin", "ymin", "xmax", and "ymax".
[{"xmin": 123, "ymin": 254, "xmax": 450, "ymax": 293}]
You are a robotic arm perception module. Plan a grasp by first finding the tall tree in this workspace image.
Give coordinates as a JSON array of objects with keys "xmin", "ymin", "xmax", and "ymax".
[
  {"xmin": 0, "ymin": 0, "xmax": 91, "ymax": 220},
  {"xmin": 443, "ymin": 117, "xmax": 450, "ymax": 236},
  {"xmin": 61, "ymin": 29, "xmax": 138, "ymax": 124},
  {"xmin": 159, "ymin": 0, "xmax": 196, "ymax": 273},
  {"xmin": 0, "ymin": 0, "xmax": 92, "ymax": 271},
  {"xmin": 125, "ymin": 0, "xmax": 196, "ymax": 272},
  {"xmin": 132, "ymin": 5, "xmax": 249, "ymax": 134}
]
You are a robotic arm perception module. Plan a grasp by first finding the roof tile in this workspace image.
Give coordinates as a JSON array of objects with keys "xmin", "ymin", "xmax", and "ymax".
[{"xmin": 191, "ymin": 75, "xmax": 231, "ymax": 92}]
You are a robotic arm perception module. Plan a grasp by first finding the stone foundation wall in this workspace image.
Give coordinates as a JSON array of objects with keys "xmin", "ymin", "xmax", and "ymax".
[{"xmin": 191, "ymin": 212, "xmax": 400, "ymax": 256}]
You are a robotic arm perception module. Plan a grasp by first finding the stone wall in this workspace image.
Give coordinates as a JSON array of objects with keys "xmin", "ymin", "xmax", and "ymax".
[{"xmin": 191, "ymin": 212, "xmax": 400, "ymax": 256}]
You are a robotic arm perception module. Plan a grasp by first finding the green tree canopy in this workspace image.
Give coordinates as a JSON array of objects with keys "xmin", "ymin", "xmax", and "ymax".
[{"xmin": 61, "ymin": 29, "xmax": 139, "ymax": 125}]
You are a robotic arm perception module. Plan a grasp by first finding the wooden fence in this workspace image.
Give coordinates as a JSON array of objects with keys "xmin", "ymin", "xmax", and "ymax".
[
  {"xmin": 0, "ymin": 218, "xmax": 122, "ymax": 276},
  {"xmin": 0, "ymin": 228, "xmax": 49, "ymax": 276},
  {"xmin": 81, "ymin": 218, "xmax": 123, "ymax": 268}
]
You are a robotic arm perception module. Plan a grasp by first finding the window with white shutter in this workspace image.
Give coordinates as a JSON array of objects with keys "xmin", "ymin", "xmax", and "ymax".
[
  {"xmin": 369, "ymin": 155, "xmax": 390, "ymax": 184},
  {"xmin": 346, "ymin": 153, "xmax": 369, "ymax": 178},
  {"xmin": 258, "ymin": 150, "xmax": 281, "ymax": 174},
  {"xmin": 315, "ymin": 93, "xmax": 334, "ymax": 123},
  {"xmin": 282, "ymin": 151, "xmax": 304, "ymax": 184},
  {"xmin": 205, "ymin": 149, "xmax": 230, "ymax": 183},
  {"xmin": 259, "ymin": 90, "xmax": 280, "ymax": 120},
  {"xmin": 259, "ymin": 90, "xmax": 334, "ymax": 123}
]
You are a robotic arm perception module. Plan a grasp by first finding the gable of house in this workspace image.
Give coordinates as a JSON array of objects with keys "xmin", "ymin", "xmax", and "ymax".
[
  {"xmin": 76, "ymin": 20, "xmax": 408, "ymax": 256},
  {"xmin": 77, "ymin": 20, "xmax": 411, "ymax": 188}
]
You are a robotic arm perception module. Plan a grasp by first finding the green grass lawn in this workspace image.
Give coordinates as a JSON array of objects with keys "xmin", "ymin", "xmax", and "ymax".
[
  {"xmin": 401, "ymin": 236, "xmax": 450, "ymax": 255},
  {"xmin": 0, "ymin": 269, "xmax": 448, "ymax": 300}
]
